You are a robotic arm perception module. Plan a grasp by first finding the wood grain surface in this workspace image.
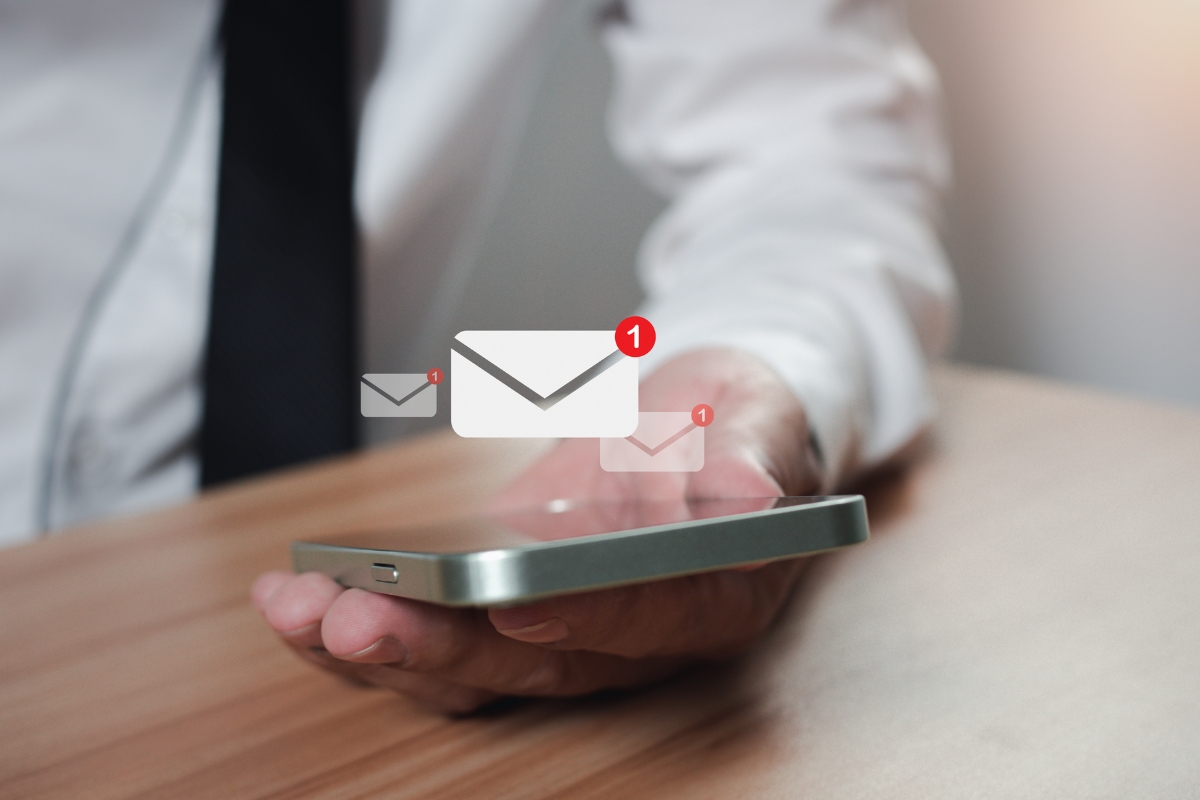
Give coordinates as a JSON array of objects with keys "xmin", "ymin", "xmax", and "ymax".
[{"xmin": 1, "ymin": 365, "xmax": 1198, "ymax": 799}]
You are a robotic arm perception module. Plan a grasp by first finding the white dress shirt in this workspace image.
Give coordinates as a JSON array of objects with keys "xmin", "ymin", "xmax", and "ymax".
[{"xmin": 0, "ymin": 0, "xmax": 955, "ymax": 547}]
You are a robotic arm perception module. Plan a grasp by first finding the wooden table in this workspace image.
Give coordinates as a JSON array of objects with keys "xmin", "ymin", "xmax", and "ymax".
[{"xmin": 2, "ymin": 366, "xmax": 1198, "ymax": 798}]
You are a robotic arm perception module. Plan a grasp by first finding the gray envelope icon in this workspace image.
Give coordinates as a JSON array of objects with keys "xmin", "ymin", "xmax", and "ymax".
[{"xmin": 360, "ymin": 374, "xmax": 437, "ymax": 417}]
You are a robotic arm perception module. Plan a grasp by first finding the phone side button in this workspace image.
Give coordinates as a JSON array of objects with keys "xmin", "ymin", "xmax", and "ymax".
[{"xmin": 371, "ymin": 564, "xmax": 399, "ymax": 584}]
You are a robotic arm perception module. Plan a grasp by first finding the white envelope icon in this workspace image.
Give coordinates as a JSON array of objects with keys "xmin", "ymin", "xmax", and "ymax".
[
  {"xmin": 361, "ymin": 374, "xmax": 437, "ymax": 417},
  {"xmin": 450, "ymin": 330, "xmax": 638, "ymax": 438},
  {"xmin": 600, "ymin": 412, "xmax": 704, "ymax": 472}
]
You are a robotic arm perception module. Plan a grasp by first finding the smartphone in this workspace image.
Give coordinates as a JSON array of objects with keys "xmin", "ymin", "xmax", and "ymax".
[{"xmin": 292, "ymin": 495, "xmax": 868, "ymax": 607}]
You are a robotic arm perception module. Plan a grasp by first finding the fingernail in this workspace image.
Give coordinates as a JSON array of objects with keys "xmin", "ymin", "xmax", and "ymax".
[
  {"xmin": 494, "ymin": 617, "xmax": 570, "ymax": 643},
  {"xmin": 343, "ymin": 636, "xmax": 408, "ymax": 665},
  {"xmin": 280, "ymin": 622, "xmax": 321, "ymax": 643}
]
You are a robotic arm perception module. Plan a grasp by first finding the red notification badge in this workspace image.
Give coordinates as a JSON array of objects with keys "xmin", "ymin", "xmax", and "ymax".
[
  {"xmin": 615, "ymin": 316, "xmax": 656, "ymax": 357},
  {"xmin": 427, "ymin": 368, "xmax": 444, "ymax": 385},
  {"xmin": 691, "ymin": 404, "xmax": 714, "ymax": 427}
]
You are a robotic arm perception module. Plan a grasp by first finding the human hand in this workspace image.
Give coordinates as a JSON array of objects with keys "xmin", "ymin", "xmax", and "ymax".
[{"xmin": 252, "ymin": 348, "xmax": 822, "ymax": 713}]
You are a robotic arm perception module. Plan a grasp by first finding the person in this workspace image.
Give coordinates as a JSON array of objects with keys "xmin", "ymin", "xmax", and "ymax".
[{"xmin": 0, "ymin": 0, "xmax": 955, "ymax": 712}]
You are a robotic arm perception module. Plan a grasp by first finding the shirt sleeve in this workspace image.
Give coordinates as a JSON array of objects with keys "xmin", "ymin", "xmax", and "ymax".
[{"xmin": 603, "ymin": 0, "xmax": 958, "ymax": 488}]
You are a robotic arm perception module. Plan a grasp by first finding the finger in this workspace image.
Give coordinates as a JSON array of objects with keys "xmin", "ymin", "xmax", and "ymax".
[
  {"xmin": 351, "ymin": 666, "xmax": 501, "ymax": 715},
  {"xmin": 282, "ymin": 641, "xmax": 372, "ymax": 685},
  {"xmin": 489, "ymin": 558, "xmax": 806, "ymax": 659},
  {"xmin": 282, "ymin": 639, "xmax": 503, "ymax": 714},
  {"xmin": 686, "ymin": 448, "xmax": 784, "ymax": 500},
  {"xmin": 319, "ymin": 588, "xmax": 685, "ymax": 697},
  {"xmin": 251, "ymin": 570, "xmax": 293, "ymax": 612},
  {"xmin": 262, "ymin": 572, "xmax": 346, "ymax": 648}
]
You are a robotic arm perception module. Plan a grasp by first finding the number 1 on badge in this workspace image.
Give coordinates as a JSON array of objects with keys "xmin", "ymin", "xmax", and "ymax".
[{"xmin": 616, "ymin": 316, "xmax": 656, "ymax": 358}]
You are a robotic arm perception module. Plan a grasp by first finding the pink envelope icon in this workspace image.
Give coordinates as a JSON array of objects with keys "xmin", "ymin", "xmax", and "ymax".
[{"xmin": 599, "ymin": 412, "xmax": 704, "ymax": 473}]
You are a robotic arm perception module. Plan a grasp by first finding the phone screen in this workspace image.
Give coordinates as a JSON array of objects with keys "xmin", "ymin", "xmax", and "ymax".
[{"xmin": 316, "ymin": 497, "xmax": 829, "ymax": 555}]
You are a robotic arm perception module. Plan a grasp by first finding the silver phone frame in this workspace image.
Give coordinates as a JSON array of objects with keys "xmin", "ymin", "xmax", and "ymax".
[{"xmin": 292, "ymin": 495, "xmax": 868, "ymax": 607}]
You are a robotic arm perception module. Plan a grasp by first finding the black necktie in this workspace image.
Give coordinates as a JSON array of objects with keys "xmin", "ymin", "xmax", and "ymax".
[{"xmin": 201, "ymin": 0, "xmax": 357, "ymax": 486}]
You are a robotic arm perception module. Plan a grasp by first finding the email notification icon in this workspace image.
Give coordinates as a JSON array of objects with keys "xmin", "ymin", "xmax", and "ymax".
[
  {"xmin": 450, "ymin": 330, "xmax": 638, "ymax": 438},
  {"xmin": 600, "ymin": 411, "xmax": 705, "ymax": 472},
  {"xmin": 361, "ymin": 369, "xmax": 442, "ymax": 417}
]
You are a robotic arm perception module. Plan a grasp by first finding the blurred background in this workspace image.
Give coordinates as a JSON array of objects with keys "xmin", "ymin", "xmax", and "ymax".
[{"xmin": 453, "ymin": 0, "xmax": 1200, "ymax": 408}]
